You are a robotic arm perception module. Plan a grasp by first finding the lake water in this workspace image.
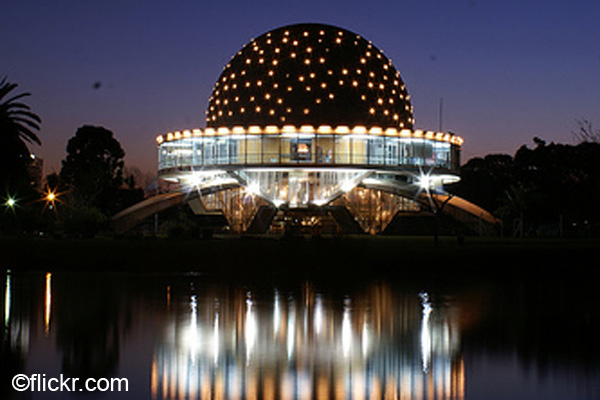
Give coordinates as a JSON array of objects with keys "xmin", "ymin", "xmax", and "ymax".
[{"xmin": 1, "ymin": 268, "xmax": 599, "ymax": 399}]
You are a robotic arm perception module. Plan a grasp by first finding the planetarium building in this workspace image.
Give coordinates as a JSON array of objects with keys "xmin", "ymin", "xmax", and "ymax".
[{"xmin": 116, "ymin": 23, "xmax": 497, "ymax": 234}]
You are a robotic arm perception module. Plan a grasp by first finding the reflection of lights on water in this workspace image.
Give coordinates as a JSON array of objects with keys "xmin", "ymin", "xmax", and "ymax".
[
  {"xmin": 213, "ymin": 312, "xmax": 219, "ymax": 364},
  {"xmin": 166, "ymin": 286, "xmax": 171, "ymax": 309},
  {"xmin": 420, "ymin": 291, "xmax": 433, "ymax": 373},
  {"xmin": 361, "ymin": 320, "xmax": 369, "ymax": 358},
  {"xmin": 273, "ymin": 290, "xmax": 281, "ymax": 336},
  {"xmin": 287, "ymin": 300, "xmax": 296, "ymax": 359},
  {"xmin": 45, "ymin": 272, "xmax": 52, "ymax": 335},
  {"xmin": 156, "ymin": 286, "xmax": 464, "ymax": 400},
  {"xmin": 181, "ymin": 295, "xmax": 199, "ymax": 362},
  {"xmin": 4, "ymin": 271, "xmax": 10, "ymax": 327},
  {"xmin": 314, "ymin": 294, "xmax": 323, "ymax": 335},
  {"xmin": 342, "ymin": 298, "xmax": 352, "ymax": 357},
  {"xmin": 245, "ymin": 294, "xmax": 257, "ymax": 361}
]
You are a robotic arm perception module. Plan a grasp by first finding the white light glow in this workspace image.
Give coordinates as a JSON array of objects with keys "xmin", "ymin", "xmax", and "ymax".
[
  {"xmin": 245, "ymin": 295, "xmax": 257, "ymax": 361},
  {"xmin": 246, "ymin": 182, "xmax": 261, "ymax": 196},
  {"xmin": 213, "ymin": 312, "xmax": 220, "ymax": 364},
  {"xmin": 418, "ymin": 173, "xmax": 431, "ymax": 189},
  {"xmin": 341, "ymin": 180, "xmax": 356, "ymax": 193},
  {"xmin": 287, "ymin": 302, "xmax": 296, "ymax": 359},
  {"xmin": 420, "ymin": 292, "xmax": 433, "ymax": 372},
  {"xmin": 314, "ymin": 295, "xmax": 323, "ymax": 335},
  {"xmin": 181, "ymin": 295, "xmax": 200, "ymax": 361},
  {"xmin": 273, "ymin": 291, "xmax": 281, "ymax": 335},
  {"xmin": 342, "ymin": 299, "xmax": 352, "ymax": 357},
  {"xmin": 4, "ymin": 271, "xmax": 10, "ymax": 327}
]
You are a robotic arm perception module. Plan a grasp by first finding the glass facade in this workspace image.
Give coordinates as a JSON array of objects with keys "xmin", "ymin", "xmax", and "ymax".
[{"xmin": 158, "ymin": 129, "xmax": 461, "ymax": 172}]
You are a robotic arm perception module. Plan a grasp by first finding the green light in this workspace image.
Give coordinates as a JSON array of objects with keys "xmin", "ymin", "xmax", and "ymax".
[{"xmin": 5, "ymin": 198, "xmax": 16, "ymax": 208}]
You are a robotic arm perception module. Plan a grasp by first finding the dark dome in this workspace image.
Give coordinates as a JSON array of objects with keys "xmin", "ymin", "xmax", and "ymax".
[{"xmin": 206, "ymin": 23, "xmax": 414, "ymax": 129}]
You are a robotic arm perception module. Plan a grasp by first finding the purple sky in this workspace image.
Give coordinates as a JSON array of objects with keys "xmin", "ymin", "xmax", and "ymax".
[{"xmin": 2, "ymin": 0, "xmax": 599, "ymax": 175}]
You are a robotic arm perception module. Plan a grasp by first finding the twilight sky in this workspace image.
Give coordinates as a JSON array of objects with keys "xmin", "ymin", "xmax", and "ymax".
[{"xmin": 2, "ymin": 0, "xmax": 599, "ymax": 175}]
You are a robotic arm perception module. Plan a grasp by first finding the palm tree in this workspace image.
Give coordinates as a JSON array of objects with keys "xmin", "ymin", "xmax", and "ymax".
[{"xmin": 0, "ymin": 76, "xmax": 42, "ymax": 189}]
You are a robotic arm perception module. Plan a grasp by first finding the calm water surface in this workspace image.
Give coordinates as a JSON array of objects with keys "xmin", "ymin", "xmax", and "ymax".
[{"xmin": 1, "ymin": 269, "xmax": 599, "ymax": 399}]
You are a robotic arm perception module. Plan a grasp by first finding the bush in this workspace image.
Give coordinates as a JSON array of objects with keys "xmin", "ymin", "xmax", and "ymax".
[{"xmin": 62, "ymin": 206, "xmax": 108, "ymax": 237}]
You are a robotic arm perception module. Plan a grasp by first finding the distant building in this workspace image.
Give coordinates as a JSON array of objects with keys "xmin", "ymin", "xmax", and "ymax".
[{"xmin": 27, "ymin": 154, "xmax": 43, "ymax": 190}]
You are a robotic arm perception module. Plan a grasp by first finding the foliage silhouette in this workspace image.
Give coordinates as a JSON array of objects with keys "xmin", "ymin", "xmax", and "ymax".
[
  {"xmin": 451, "ymin": 137, "xmax": 600, "ymax": 236},
  {"xmin": 60, "ymin": 125, "xmax": 125, "ymax": 215}
]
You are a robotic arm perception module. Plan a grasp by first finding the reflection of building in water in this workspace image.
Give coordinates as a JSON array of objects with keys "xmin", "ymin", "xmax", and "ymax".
[
  {"xmin": 1, "ymin": 271, "xmax": 53, "ymax": 355},
  {"xmin": 2, "ymin": 271, "xmax": 31, "ymax": 353},
  {"xmin": 151, "ymin": 284, "xmax": 465, "ymax": 400}
]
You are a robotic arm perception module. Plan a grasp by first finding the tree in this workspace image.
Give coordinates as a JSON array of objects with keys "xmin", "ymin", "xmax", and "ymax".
[
  {"xmin": 449, "ymin": 153, "xmax": 517, "ymax": 214},
  {"xmin": 0, "ymin": 77, "xmax": 42, "ymax": 191},
  {"xmin": 60, "ymin": 125, "xmax": 125, "ymax": 215},
  {"xmin": 453, "ymin": 137, "xmax": 600, "ymax": 237},
  {"xmin": 572, "ymin": 119, "xmax": 599, "ymax": 143}
]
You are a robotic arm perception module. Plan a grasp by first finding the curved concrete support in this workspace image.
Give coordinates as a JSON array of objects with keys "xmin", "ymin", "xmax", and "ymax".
[
  {"xmin": 111, "ymin": 183, "xmax": 241, "ymax": 234},
  {"xmin": 361, "ymin": 180, "xmax": 500, "ymax": 234},
  {"xmin": 113, "ymin": 179, "xmax": 499, "ymax": 235},
  {"xmin": 112, "ymin": 192, "xmax": 189, "ymax": 234}
]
